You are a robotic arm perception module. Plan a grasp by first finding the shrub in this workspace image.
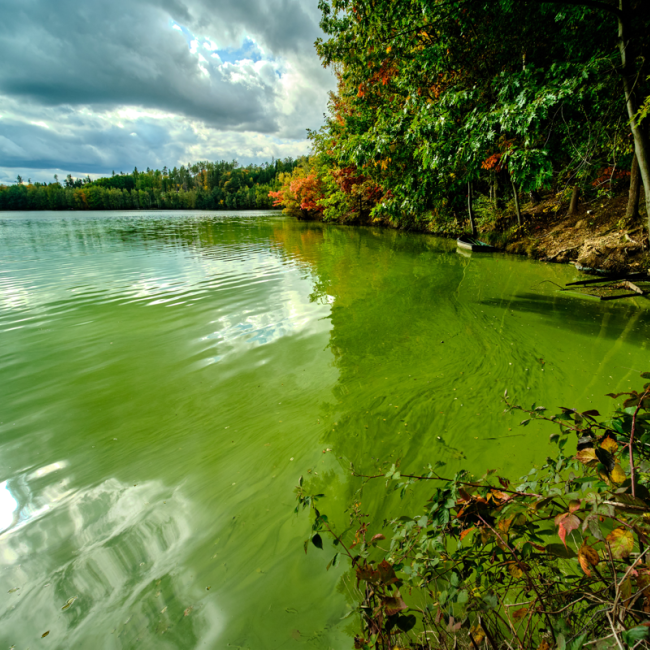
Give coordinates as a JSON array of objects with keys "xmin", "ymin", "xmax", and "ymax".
[{"xmin": 297, "ymin": 375, "xmax": 650, "ymax": 649}]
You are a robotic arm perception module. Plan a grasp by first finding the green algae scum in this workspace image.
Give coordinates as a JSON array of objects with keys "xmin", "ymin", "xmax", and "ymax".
[{"xmin": 0, "ymin": 210, "xmax": 648, "ymax": 648}]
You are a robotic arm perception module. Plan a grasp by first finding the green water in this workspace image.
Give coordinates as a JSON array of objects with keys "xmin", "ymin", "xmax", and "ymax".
[{"xmin": 0, "ymin": 210, "xmax": 648, "ymax": 649}]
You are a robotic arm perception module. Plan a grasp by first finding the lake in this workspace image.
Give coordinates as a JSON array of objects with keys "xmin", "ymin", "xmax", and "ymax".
[{"xmin": 0, "ymin": 210, "xmax": 648, "ymax": 649}]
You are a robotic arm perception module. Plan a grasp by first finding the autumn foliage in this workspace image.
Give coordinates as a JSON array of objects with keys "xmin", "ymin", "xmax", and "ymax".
[
  {"xmin": 269, "ymin": 158, "xmax": 385, "ymax": 222},
  {"xmin": 298, "ymin": 373, "xmax": 650, "ymax": 649}
]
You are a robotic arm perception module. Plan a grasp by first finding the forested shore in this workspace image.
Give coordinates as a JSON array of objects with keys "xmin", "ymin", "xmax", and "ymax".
[
  {"xmin": 269, "ymin": 0, "xmax": 650, "ymax": 273},
  {"xmin": 288, "ymin": 2, "xmax": 650, "ymax": 649},
  {"xmin": 0, "ymin": 159, "xmax": 297, "ymax": 211}
]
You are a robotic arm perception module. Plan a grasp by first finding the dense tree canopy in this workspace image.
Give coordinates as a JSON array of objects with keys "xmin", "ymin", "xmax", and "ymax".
[
  {"xmin": 0, "ymin": 159, "xmax": 298, "ymax": 211},
  {"xmin": 272, "ymin": 0, "xmax": 650, "ymax": 233}
]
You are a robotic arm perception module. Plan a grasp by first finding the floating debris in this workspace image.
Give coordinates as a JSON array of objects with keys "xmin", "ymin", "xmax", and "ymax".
[
  {"xmin": 61, "ymin": 596, "xmax": 77, "ymax": 611},
  {"xmin": 564, "ymin": 273, "xmax": 649, "ymax": 301}
]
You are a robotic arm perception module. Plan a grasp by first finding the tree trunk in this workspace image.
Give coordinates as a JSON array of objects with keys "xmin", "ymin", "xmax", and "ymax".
[
  {"xmin": 618, "ymin": 0, "xmax": 650, "ymax": 233},
  {"xmin": 626, "ymin": 153, "xmax": 641, "ymax": 220},
  {"xmin": 468, "ymin": 181, "xmax": 476, "ymax": 236},
  {"xmin": 538, "ymin": 0, "xmax": 650, "ymax": 232},
  {"xmin": 510, "ymin": 176, "xmax": 522, "ymax": 226},
  {"xmin": 568, "ymin": 186, "xmax": 580, "ymax": 216}
]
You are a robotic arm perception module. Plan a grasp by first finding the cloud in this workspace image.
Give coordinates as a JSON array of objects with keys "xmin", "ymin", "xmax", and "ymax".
[{"xmin": 0, "ymin": 0, "xmax": 334, "ymax": 182}]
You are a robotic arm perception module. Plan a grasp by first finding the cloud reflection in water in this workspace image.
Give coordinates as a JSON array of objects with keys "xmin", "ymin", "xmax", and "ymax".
[{"xmin": 0, "ymin": 465, "xmax": 223, "ymax": 647}]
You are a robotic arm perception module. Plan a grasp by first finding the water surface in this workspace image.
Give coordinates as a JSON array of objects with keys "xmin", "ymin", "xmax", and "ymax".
[{"xmin": 0, "ymin": 210, "xmax": 648, "ymax": 648}]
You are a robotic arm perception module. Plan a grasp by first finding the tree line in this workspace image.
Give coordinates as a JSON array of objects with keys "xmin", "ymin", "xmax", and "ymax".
[
  {"xmin": 271, "ymin": 0, "xmax": 650, "ymax": 236},
  {"xmin": 0, "ymin": 159, "xmax": 298, "ymax": 211}
]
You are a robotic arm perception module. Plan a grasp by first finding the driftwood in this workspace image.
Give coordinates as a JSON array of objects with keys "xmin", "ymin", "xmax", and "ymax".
[
  {"xmin": 565, "ymin": 274, "xmax": 648, "ymax": 301},
  {"xmin": 565, "ymin": 272, "xmax": 646, "ymax": 287}
]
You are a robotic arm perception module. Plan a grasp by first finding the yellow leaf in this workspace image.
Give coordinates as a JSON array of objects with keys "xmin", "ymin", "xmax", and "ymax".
[
  {"xmin": 610, "ymin": 463, "xmax": 627, "ymax": 484},
  {"xmin": 508, "ymin": 562, "xmax": 524, "ymax": 579},
  {"xmin": 606, "ymin": 527, "xmax": 634, "ymax": 559},
  {"xmin": 601, "ymin": 437, "xmax": 618, "ymax": 453},
  {"xmin": 470, "ymin": 625, "xmax": 486, "ymax": 644},
  {"xmin": 576, "ymin": 448, "xmax": 597, "ymax": 465}
]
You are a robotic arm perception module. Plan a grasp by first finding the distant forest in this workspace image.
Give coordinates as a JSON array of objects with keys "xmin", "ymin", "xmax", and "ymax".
[{"xmin": 0, "ymin": 159, "xmax": 299, "ymax": 211}]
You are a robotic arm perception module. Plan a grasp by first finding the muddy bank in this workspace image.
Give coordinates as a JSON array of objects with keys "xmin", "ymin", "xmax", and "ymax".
[
  {"xmin": 319, "ymin": 190, "xmax": 649, "ymax": 275},
  {"xmin": 498, "ymin": 193, "xmax": 649, "ymax": 274}
]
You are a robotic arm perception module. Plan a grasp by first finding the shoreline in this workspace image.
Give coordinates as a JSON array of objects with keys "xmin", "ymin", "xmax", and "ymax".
[{"xmin": 305, "ymin": 190, "xmax": 649, "ymax": 276}]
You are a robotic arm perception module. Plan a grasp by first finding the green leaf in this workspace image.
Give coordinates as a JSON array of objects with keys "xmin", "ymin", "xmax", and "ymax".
[
  {"xmin": 311, "ymin": 533, "xmax": 323, "ymax": 550},
  {"xmin": 396, "ymin": 614, "xmax": 416, "ymax": 632},
  {"xmin": 621, "ymin": 626, "xmax": 649, "ymax": 647},
  {"xmin": 569, "ymin": 632, "xmax": 588, "ymax": 650},
  {"xmin": 545, "ymin": 543, "xmax": 577, "ymax": 558}
]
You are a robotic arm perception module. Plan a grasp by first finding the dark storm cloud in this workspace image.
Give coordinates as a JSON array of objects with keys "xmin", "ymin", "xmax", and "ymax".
[
  {"xmin": 0, "ymin": 0, "xmax": 333, "ymax": 181},
  {"xmin": 0, "ymin": 0, "xmax": 326, "ymax": 130},
  {"xmin": 0, "ymin": 118, "xmax": 190, "ymax": 174}
]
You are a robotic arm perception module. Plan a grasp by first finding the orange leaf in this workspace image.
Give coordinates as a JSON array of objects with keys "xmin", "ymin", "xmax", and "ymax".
[
  {"xmin": 512, "ymin": 607, "xmax": 528, "ymax": 623},
  {"xmin": 578, "ymin": 542, "xmax": 599, "ymax": 576},
  {"xmin": 460, "ymin": 527, "xmax": 475, "ymax": 541},
  {"xmin": 491, "ymin": 489, "xmax": 511, "ymax": 502},
  {"xmin": 498, "ymin": 516, "xmax": 515, "ymax": 534}
]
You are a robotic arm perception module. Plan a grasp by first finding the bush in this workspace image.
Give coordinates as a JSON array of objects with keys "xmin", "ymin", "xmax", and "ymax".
[{"xmin": 297, "ymin": 374, "xmax": 650, "ymax": 649}]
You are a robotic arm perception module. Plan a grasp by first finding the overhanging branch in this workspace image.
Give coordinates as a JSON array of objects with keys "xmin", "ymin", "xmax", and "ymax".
[{"xmin": 534, "ymin": 0, "xmax": 623, "ymax": 21}]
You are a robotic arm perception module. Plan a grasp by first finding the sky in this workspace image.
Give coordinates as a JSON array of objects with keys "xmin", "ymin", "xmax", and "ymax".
[{"xmin": 0, "ymin": 0, "xmax": 335, "ymax": 184}]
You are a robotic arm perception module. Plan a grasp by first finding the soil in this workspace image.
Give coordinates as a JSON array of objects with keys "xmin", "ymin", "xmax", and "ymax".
[{"xmin": 496, "ymin": 192, "xmax": 649, "ymax": 274}]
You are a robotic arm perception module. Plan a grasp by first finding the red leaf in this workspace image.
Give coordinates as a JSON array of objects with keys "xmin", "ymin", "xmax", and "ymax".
[{"xmin": 554, "ymin": 512, "xmax": 581, "ymax": 548}]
